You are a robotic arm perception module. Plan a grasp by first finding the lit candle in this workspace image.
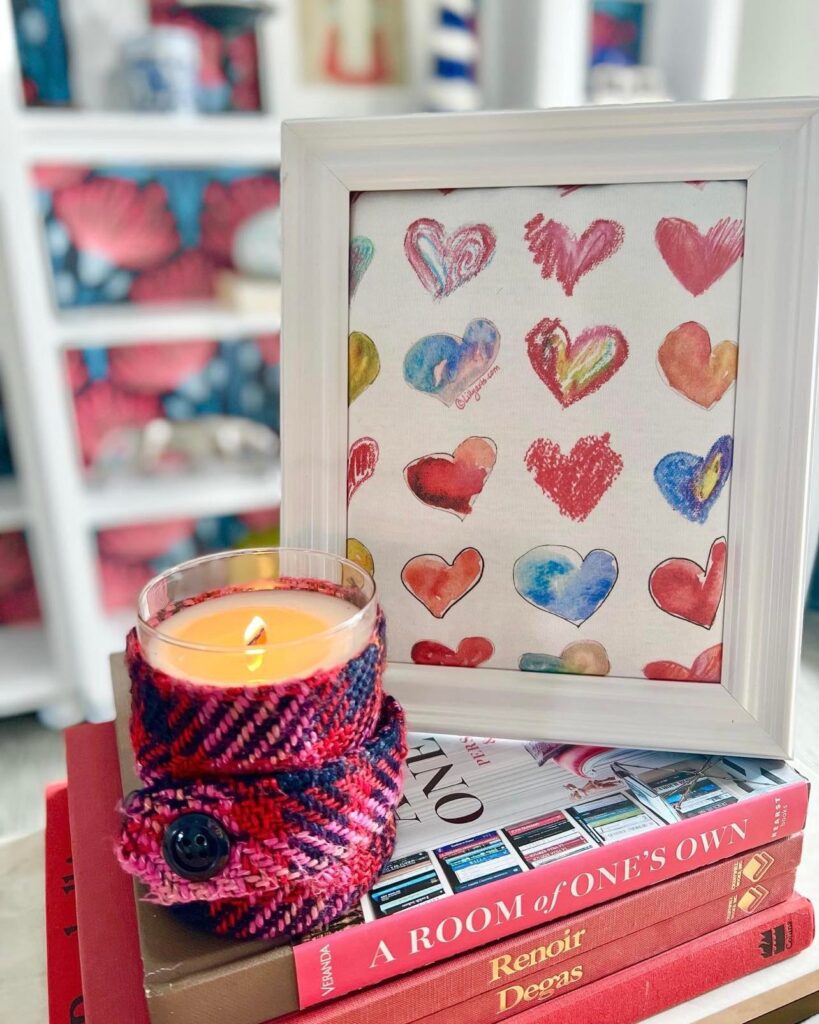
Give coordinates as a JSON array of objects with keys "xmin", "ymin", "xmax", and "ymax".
[{"xmin": 137, "ymin": 549, "xmax": 376, "ymax": 687}]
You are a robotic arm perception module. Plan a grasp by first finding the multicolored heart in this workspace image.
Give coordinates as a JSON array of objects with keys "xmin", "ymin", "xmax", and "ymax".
[
  {"xmin": 346, "ymin": 537, "xmax": 374, "ymax": 576},
  {"xmin": 657, "ymin": 321, "xmax": 737, "ymax": 410},
  {"xmin": 655, "ymin": 217, "xmax": 744, "ymax": 296},
  {"xmin": 654, "ymin": 436, "xmax": 733, "ymax": 524},
  {"xmin": 401, "ymin": 547, "xmax": 483, "ymax": 618},
  {"xmin": 405, "ymin": 436, "xmax": 496, "ymax": 519},
  {"xmin": 349, "ymin": 236, "xmax": 374, "ymax": 296},
  {"xmin": 649, "ymin": 537, "xmax": 727, "ymax": 628},
  {"xmin": 643, "ymin": 643, "xmax": 722, "ymax": 683},
  {"xmin": 404, "ymin": 218, "xmax": 496, "ymax": 298},
  {"xmin": 523, "ymin": 216, "xmax": 624, "ymax": 296},
  {"xmin": 513, "ymin": 545, "xmax": 618, "ymax": 626},
  {"xmin": 519, "ymin": 641, "xmax": 610, "ymax": 676},
  {"xmin": 347, "ymin": 436, "xmax": 379, "ymax": 503},
  {"xmin": 348, "ymin": 331, "xmax": 381, "ymax": 404},
  {"xmin": 524, "ymin": 433, "xmax": 623, "ymax": 522},
  {"xmin": 411, "ymin": 636, "xmax": 494, "ymax": 668},
  {"xmin": 526, "ymin": 317, "xmax": 628, "ymax": 407},
  {"xmin": 403, "ymin": 318, "xmax": 500, "ymax": 407}
]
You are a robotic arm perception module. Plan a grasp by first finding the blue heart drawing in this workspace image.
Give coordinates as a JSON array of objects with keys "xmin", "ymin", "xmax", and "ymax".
[
  {"xmin": 654, "ymin": 435, "xmax": 733, "ymax": 524},
  {"xmin": 350, "ymin": 236, "xmax": 374, "ymax": 296},
  {"xmin": 403, "ymin": 318, "xmax": 500, "ymax": 407},
  {"xmin": 513, "ymin": 545, "xmax": 618, "ymax": 626}
]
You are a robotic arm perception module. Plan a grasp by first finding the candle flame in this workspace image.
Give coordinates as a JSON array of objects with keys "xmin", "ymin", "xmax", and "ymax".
[{"xmin": 244, "ymin": 615, "xmax": 267, "ymax": 673}]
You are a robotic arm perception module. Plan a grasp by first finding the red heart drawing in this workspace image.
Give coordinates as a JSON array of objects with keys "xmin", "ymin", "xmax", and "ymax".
[
  {"xmin": 526, "ymin": 318, "xmax": 629, "ymax": 407},
  {"xmin": 655, "ymin": 217, "xmax": 744, "ymax": 296},
  {"xmin": 411, "ymin": 636, "xmax": 494, "ymax": 668},
  {"xmin": 649, "ymin": 537, "xmax": 727, "ymax": 629},
  {"xmin": 401, "ymin": 547, "xmax": 483, "ymax": 618},
  {"xmin": 523, "ymin": 216, "xmax": 624, "ymax": 295},
  {"xmin": 524, "ymin": 433, "xmax": 623, "ymax": 522},
  {"xmin": 347, "ymin": 436, "xmax": 379, "ymax": 503},
  {"xmin": 405, "ymin": 436, "xmax": 496, "ymax": 519},
  {"xmin": 643, "ymin": 643, "xmax": 722, "ymax": 683},
  {"xmin": 657, "ymin": 321, "xmax": 737, "ymax": 410},
  {"xmin": 404, "ymin": 218, "xmax": 496, "ymax": 298}
]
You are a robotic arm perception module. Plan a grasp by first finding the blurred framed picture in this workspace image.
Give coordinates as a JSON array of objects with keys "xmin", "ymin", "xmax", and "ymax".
[{"xmin": 280, "ymin": 100, "xmax": 819, "ymax": 757}]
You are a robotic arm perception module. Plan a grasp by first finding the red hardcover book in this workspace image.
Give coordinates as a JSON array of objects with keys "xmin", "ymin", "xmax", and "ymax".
[
  {"xmin": 444, "ymin": 894, "xmax": 815, "ymax": 1024},
  {"xmin": 65, "ymin": 723, "xmax": 149, "ymax": 1024},
  {"xmin": 45, "ymin": 782, "xmax": 84, "ymax": 1024},
  {"xmin": 286, "ymin": 836, "xmax": 802, "ymax": 1024},
  {"xmin": 294, "ymin": 757, "xmax": 809, "ymax": 1006}
]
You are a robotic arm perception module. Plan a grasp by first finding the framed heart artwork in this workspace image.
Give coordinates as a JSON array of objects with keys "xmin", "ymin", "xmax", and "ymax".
[{"xmin": 281, "ymin": 100, "xmax": 819, "ymax": 757}]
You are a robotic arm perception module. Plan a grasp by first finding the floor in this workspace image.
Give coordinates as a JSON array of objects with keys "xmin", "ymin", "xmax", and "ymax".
[{"xmin": 0, "ymin": 614, "xmax": 818, "ymax": 840}]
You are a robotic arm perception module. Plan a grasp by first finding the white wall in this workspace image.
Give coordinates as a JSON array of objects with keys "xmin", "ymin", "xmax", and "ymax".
[{"xmin": 735, "ymin": 0, "xmax": 819, "ymax": 98}]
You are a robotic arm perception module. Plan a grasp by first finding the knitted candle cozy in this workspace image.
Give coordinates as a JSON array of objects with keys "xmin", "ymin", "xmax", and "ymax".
[{"xmin": 117, "ymin": 603, "xmax": 407, "ymax": 942}]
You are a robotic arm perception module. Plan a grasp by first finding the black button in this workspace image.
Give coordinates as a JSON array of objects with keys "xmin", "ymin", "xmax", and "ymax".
[{"xmin": 163, "ymin": 813, "xmax": 230, "ymax": 881}]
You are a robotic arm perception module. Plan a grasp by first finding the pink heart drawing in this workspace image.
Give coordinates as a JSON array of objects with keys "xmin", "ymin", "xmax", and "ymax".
[
  {"xmin": 523, "ymin": 216, "xmax": 624, "ymax": 296},
  {"xmin": 404, "ymin": 218, "xmax": 496, "ymax": 299},
  {"xmin": 347, "ymin": 436, "xmax": 379, "ymax": 503},
  {"xmin": 655, "ymin": 217, "xmax": 744, "ymax": 296}
]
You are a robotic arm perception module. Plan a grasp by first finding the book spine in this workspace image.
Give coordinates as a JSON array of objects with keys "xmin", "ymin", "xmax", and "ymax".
[
  {"xmin": 290, "ymin": 834, "xmax": 802, "ymax": 1024},
  {"xmin": 412, "ymin": 869, "xmax": 798, "ymax": 1024},
  {"xmin": 479, "ymin": 894, "xmax": 814, "ymax": 1024},
  {"xmin": 45, "ymin": 782, "xmax": 85, "ymax": 1024},
  {"xmin": 292, "ymin": 780, "xmax": 808, "ymax": 1007}
]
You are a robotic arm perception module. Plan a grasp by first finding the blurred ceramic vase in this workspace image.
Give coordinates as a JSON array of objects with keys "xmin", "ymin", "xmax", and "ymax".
[
  {"xmin": 231, "ymin": 206, "xmax": 282, "ymax": 279},
  {"xmin": 122, "ymin": 26, "xmax": 201, "ymax": 113}
]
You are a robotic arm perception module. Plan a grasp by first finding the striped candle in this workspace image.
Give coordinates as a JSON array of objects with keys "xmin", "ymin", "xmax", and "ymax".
[{"xmin": 427, "ymin": 0, "xmax": 481, "ymax": 112}]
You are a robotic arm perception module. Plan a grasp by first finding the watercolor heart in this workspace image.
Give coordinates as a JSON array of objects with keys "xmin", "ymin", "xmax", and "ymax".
[
  {"xmin": 519, "ymin": 641, "xmax": 610, "ymax": 676},
  {"xmin": 403, "ymin": 318, "xmax": 499, "ymax": 407},
  {"xmin": 348, "ymin": 331, "xmax": 381, "ymax": 404},
  {"xmin": 524, "ymin": 433, "xmax": 623, "ymax": 522},
  {"xmin": 655, "ymin": 217, "xmax": 744, "ymax": 296},
  {"xmin": 654, "ymin": 436, "xmax": 733, "ymax": 524},
  {"xmin": 346, "ymin": 538, "xmax": 374, "ymax": 576},
  {"xmin": 404, "ymin": 218, "xmax": 496, "ymax": 298},
  {"xmin": 401, "ymin": 547, "xmax": 483, "ymax": 618},
  {"xmin": 657, "ymin": 321, "xmax": 737, "ymax": 410},
  {"xmin": 523, "ymin": 216, "xmax": 624, "ymax": 296},
  {"xmin": 643, "ymin": 643, "xmax": 722, "ymax": 683},
  {"xmin": 411, "ymin": 636, "xmax": 494, "ymax": 668},
  {"xmin": 405, "ymin": 436, "xmax": 496, "ymax": 519},
  {"xmin": 526, "ymin": 317, "xmax": 628, "ymax": 407},
  {"xmin": 347, "ymin": 436, "xmax": 379, "ymax": 503},
  {"xmin": 649, "ymin": 536, "xmax": 726, "ymax": 629},
  {"xmin": 349, "ymin": 236, "xmax": 374, "ymax": 296},
  {"xmin": 513, "ymin": 545, "xmax": 618, "ymax": 626}
]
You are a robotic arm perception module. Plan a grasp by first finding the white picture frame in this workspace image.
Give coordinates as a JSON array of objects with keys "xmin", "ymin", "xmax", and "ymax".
[{"xmin": 281, "ymin": 100, "xmax": 819, "ymax": 758}]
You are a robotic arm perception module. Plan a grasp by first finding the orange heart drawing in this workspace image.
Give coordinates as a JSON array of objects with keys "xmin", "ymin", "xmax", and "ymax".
[
  {"xmin": 643, "ymin": 643, "xmax": 722, "ymax": 683},
  {"xmin": 401, "ymin": 547, "xmax": 484, "ymax": 618},
  {"xmin": 657, "ymin": 321, "xmax": 737, "ymax": 410}
]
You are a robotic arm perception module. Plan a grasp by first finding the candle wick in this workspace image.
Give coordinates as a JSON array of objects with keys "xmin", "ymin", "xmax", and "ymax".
[{"xmin": 244, "ymin": 616, "xmax": 268, "ymax": 647}]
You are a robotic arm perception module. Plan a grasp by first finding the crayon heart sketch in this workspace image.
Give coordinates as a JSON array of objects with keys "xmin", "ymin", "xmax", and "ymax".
[
  {"xmin": 349, "ymin": 236, "xmax": 374, "ymax": 296},
  {"xmin": 526, "ymin": 317, "xmax": 628, "ymax": 407},
  {"xmin": 405, "ymin": 436, "xmax": 497, "ymax": 519},
  {"xmin": 513, "ymin": 545, "xmax": 618, "ymax": 626},
  {"xmin": 401, "ymin": 547, "xmax": 484, "ymax": 618},
  {"xmin": 657, "ymin": 321, "xmax": 737, "ymax": 409},
  {"xmin": 654, "ymin": 436, "xmax": 733, "ymax": 524},
  {"xmin": 519, "ymin": 641, "xmax": 610, "ymax": 676},
  {"xmin": 523, "ymin": 216, "xmax": 624, "ymax": 296},
  {"xmin": 404, "ymin": 218, "xmax": 496, "ymax": 298},
  {"xmin": 524, "ymin": 433, "xmax": 623, "ymax": 522},
  {"xmin": 655, "ymin": 217, "xmax": 744, "ymax": 296},
  {"xmin": 403, "ymin": 318, "xmax": 499, "ymax": 407},
  {"xmin": 348, "ymin": 331, "xmax": 381, "ymax": 404},
  {"xmin": 643, "ymin": 643, "xmax": 723, "ymax": 683},
  {"xmin": 649, "ymin": 537, "xmax": 727, "ymax": 628},
  {"xmin": 347, "ymin": 436, "xmax": 379, "ymax": 503},
  {"xmin": 411, "ymin": 636, "xmax": 494, "ymax": 668}
]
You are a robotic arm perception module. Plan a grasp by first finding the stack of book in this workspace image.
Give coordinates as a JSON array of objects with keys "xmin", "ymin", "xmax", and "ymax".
[{"xmin": 46, "ymin": 663, "xmax": 814, "ymax": 1024}]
